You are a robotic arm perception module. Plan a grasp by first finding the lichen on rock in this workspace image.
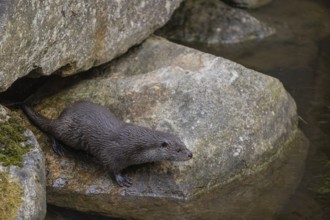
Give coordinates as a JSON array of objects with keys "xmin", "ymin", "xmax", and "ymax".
[
  {"xmin": 0, "ymin": 108, "xmax": 30, "ymax": 167},
  {"xmin": 0, "ymin": 171, "xmax": 23, "ymax": 220}
]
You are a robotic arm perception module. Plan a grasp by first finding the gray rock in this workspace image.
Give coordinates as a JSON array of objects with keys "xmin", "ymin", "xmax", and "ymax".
[
  {"xmin": 29, "ymin": 37, "xmax": 307, "ymax": 219},
  {"xmin": 222, "ymin": 0, "xmax": 272, "ymax": 9},
  {"xmin": 0, "ymin": 0, "xmax": 183, "ymax": 92},
  {"xmin": 0, "ymin": 105, "xmax": 46, "ymax": 220},
  {"xmin": 157, "ymin": 0, "xmax": 274, "ymax": 44}
]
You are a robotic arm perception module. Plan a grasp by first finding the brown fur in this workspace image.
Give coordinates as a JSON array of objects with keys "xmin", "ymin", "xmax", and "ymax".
[{"xmin": 22, "ymin": 101, "xmax": 192, "ymax": 187}]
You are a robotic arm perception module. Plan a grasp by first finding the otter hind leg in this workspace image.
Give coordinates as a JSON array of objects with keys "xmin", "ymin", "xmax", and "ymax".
[
  {"xmin": 115, "ymin": 173, "xmax": 132, "ymax": 187},
  {"xmin": 49, "ymin": 136, "xmax": 65, "ymax": 156}
]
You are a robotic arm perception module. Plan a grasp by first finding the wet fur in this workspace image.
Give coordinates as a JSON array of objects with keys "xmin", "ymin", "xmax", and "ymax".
[{"xmin": 22, "ymin": 101, "xmax": 192, "ymax": 187}]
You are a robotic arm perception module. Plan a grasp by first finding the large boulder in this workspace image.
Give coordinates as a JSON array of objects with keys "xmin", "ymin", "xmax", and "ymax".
[
  {"xmin": 0, "ymin": 0, "xmax": 183, "ymax": 92},
  {"xmin": 157, "ymin": 0, "xmax": 274, "ymax": 44},
  {"xmin": 26, "ymin": 37, "xmax": 307, "ymax": 220},
  {"xmin": 0, "ymin": 105, "xmax": 46, "ymax": 220}
]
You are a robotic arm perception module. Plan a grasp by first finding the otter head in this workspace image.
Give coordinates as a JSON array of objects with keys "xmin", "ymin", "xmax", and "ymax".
[
  {"xmin": 155, "ymin": 133, "xmax": 193, "ymax": 162},
  {"xmin": 122, "ymin": 125, "xmax": 193, "ymax": 164}
]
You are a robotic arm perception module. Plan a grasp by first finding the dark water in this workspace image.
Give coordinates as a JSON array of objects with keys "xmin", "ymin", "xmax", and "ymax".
[{"xmin": 174, "ymin": 0, "xmax": 330, "ymax": 219}]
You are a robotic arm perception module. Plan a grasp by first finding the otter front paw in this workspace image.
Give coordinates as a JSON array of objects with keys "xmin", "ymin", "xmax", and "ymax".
[
  {"xmin": 50, "ymin": 136, "xmax": 65, "ymax": 156},
  {"xmin": 115, "ymin": 174, "xmax": 132, "ymax": 187}
]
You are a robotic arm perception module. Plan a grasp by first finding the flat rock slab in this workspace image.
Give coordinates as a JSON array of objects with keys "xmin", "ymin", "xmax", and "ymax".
[
  {"xmin": 0, "ymin": 0, "xmax": 182, "ymax": 92},
  {"xmin": 0, "ymin": 105, "xmax": 46, "ymax": 220},
  {"xmin": 28, "ymin": 37, "xmax": 307, "ymax": 219}
]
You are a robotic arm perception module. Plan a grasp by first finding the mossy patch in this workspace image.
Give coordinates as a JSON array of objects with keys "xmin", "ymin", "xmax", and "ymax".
[
  {"xmin": 0, "ymin": 171, "xmax": 23, "ymax": 220},
  {"xmin": 0, "ymin": 113, "xmax": 30, "ymax": 167}
]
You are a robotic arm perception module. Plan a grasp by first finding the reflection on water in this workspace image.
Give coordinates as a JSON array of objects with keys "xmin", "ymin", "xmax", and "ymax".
[{"xmin": 175, "ymin": 0, "xmax": 330, "ymax": 219}]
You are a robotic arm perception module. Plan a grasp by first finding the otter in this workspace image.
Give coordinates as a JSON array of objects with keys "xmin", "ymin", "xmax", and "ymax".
[{"xmin": 22, "ymin": 101, "xmax": 192, "ymax": 187}]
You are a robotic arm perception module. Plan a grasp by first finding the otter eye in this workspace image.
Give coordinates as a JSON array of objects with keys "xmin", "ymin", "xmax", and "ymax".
[{"xmin": 161, "ymin": 142, "xmax": 168, "ymax": 148}]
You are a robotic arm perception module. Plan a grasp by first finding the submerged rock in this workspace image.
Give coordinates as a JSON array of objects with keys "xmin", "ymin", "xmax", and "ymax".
[
  {"xmin": 222, "ymin": 0, "xmax": 272, "ymax": 9},
  {"xmin": 0, "ymin": 105, "xmax": 46, "ymax": 220},
  {"xmin": 27, "ymin": 37, "xmax": 306, "ymax": 219},
  {"xmin": 0, "ymin": 0, "xmax": 182, "ymax": 92},
  {"xmin": 157, "ymin": 0, "xmax": 274, "ymax": 44}
]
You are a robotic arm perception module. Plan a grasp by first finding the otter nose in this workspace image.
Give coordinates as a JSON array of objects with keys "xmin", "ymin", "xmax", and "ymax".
[{"xmin": 188, "ymin": 152, "xmax": 193, "ymax": 159}]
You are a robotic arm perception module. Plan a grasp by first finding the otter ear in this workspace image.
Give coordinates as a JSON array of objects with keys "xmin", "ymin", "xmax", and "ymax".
[{"xmin": 161, "ymin": 141, "xmax": 169, "ymax": 148}]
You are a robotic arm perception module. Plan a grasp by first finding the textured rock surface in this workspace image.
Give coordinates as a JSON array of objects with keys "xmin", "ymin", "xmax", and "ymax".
[
  {"xmin": 222, "ymin": 0, "xmax": 272, "ymax": 9},
  {"xmin": 0, "ymin": 0, "xmax": 183, "ymax": 92},
  {"xmin": 0, "ymin": 105, "xmax": 46, "ymax": 220},
  {"xmin": 157, "ymin": 0, "xmax": 274, "ymax": 44},
  {"xmin": 27, "ymin": 37, "xmax": 307, "ymax": 219}
]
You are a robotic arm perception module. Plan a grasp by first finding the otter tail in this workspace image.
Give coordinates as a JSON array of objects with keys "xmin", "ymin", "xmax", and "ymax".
[{"xmin": 21, "ymin": 104, "xmax": 53, "ymax": 133}]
